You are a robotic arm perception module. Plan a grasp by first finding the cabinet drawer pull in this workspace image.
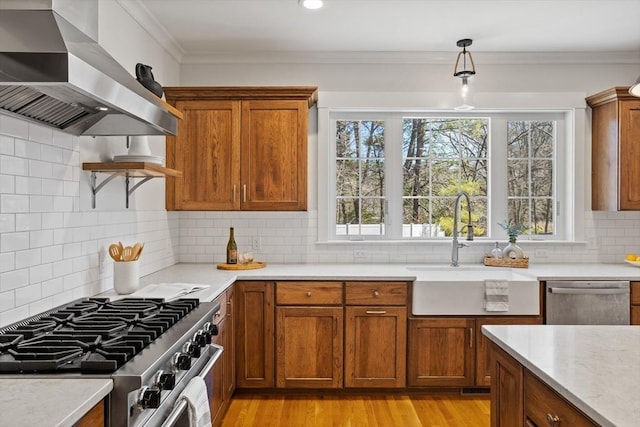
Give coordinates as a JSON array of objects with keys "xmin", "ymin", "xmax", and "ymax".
[
  {"xmin": 232, "ymin": 185, "xmax": 236, "ymax": 203},
  {"xmin": 373, "ymin": 290, "xmax": 380, "ymax": 297},
  {"xmin": 306, "ymin": 291, "xmax": 312, "ymax": 297},
  {"xmin": 243, "ymin": 184, "xmax": 247, "ymax": 202},
  {"xmin": 546, "ymin": 414, "xmax": 560, "ymax": 425},
  {"xmin": 525, "ymin": 419, "xmax": 537, "ymax": 427},
  {"xmin": 365, "ymin": 310, "xmax": 387, "ymax": 315},
  {"xmin": 469, "ymin": 327, "xmax": 474, "ymax": 348}
]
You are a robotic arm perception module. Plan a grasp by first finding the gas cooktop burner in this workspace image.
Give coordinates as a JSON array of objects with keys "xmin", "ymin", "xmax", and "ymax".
[{"xmin": 0, "ymin": 298, "xmax": 199, "ymax": 373}]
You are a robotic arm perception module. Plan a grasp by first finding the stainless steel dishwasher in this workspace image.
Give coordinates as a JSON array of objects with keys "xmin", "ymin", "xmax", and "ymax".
[{"xmin": 546, "ymin": 280, "xmax": 630, "ymax": 324}]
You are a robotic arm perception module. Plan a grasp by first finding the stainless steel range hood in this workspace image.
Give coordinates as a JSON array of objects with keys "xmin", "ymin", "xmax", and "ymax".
[{"xmin": 0, "ymin": 0, "xmax": 177, "ymax": 136}]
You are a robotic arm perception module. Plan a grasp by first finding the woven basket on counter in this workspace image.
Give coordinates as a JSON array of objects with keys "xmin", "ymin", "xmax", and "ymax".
[{"xmin": 483, "ymin": 256, "xmax": 529, "ymax": 268}]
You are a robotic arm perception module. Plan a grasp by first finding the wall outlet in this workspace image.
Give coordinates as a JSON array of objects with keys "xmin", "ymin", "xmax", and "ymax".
[
  {"xmin": 252, "ymin": 236, "xmax": 262, "ymax": 251},
  {"xmin": 353, "ymin": 250, "xmax": 369, "ymax": 260},
  {"xmin": 534, "ymin": 249, "xmax": 549, "ymax": 258}
]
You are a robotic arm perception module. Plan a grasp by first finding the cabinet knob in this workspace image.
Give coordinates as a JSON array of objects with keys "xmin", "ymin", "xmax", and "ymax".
[
  {"xmin": 306, "ymin": 291, "xmax": 312, "ymax": 297},
  {"xmin": 373, "ymin": 290, "xmax": 380, "ymax": 297},
  {"xmin": 546, "ymin": 413, "xmax": 560, "ymax": 426}
]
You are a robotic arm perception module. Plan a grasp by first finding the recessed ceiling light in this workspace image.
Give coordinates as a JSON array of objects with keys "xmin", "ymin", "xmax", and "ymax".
[{"xmin": 299, "ymin": 0, "xmax": 323, "ymax": 10}]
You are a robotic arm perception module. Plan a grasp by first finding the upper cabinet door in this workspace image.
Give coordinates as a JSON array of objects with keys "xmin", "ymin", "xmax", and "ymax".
[
  {"xmin": 167, "ymin": 100, "xmax": 241, "ymax": 210},
  {"xmin": 240, "ymin": 100, "xmax": 308, "ymax": 211},
  {"xmin": 587, "ymin": 87, "xmax": 640, "ymax": 211}
]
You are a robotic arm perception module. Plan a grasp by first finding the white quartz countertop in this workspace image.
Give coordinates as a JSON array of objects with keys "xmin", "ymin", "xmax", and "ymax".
[
  {"xmin": 0, "ymin": 378, "xmax": 112, "ymax": 427},
  {"xmin": 109, "ymin": 262, "xmax": 640, "ymax": 303},
  {"xmin": 482, "ymin": 325, "xmax": 640, "ymax": 427}
]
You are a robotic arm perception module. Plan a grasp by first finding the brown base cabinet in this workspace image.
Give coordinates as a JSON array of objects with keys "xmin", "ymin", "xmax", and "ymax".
[
  {"xmin": 489, "ymin": 342, "xmax": 598, "ymax": 427},
  {"xmin": 236, "ymin": 280, "xmax": 409, "ymax": 391},
  {"xmin": 345, "ymin": 306, "xmax": 406, "ymax": 388},
  {"xmin": 211, "ymin": 288, "xmax": 235, "ymax": 427},
  {"xmin": 408, "ymin": 316, "xmax": 542, "ymax": 388},
  {"xmin": 276, "ymin": 306, "xmax": 343, "ymax": 388},
  {"xmin": 631, "ymin": 282, "xmax": 640, "ymax": 325},
  {"xmin": 74, "ymin": 400, "xmax": 105, "ymax": 427},
  {"xmin": 235, "ymin": 281, "xmax": 275, "ymax": 388}
]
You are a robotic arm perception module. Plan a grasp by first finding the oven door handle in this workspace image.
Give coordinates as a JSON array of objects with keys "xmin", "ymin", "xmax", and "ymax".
[
  {"xmin": 160, "ymin": 344, "xmax": 224, "ymax": 427},
  {"xmin": 548, "ymin": 287, "xmax": 629, "ymax": 295}
]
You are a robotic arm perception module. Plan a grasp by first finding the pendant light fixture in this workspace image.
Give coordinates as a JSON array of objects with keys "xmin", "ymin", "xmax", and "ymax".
[
  {"xmin": 630, "ymin": 75, "xmax": 640, "ymax": 97},
  {"xmin": 453, "ymin": 38, "xmax": 476, "ymax": 110},
  {"xmin": 299, "ymin": 0, "xmax": 323, "ymax": 9}
]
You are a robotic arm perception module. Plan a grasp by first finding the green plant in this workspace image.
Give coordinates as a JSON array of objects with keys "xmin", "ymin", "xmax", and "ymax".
[{"xmin": 498, "ymin": 220, "xmax": 523, "ymax": 243}]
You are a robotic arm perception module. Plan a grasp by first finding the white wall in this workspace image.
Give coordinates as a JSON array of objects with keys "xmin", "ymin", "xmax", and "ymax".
[{"xmin": 0, "ymin": 0, "xmax": 182, "ymax": 326}]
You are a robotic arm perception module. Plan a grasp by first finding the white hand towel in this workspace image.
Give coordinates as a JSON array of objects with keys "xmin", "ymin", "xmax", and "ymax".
[
  {"xmin": 484, "ymin": 280, "xmax": 509, "ymax": 312},
  {"xmin": 177, "ymin": 377, "xmax": 212, "ymax": 427}
]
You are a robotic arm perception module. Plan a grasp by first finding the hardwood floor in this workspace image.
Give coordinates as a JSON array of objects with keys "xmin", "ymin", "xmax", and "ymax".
[{"xmin": 220, "ymin": 393, "xmax": 490, "ymax": 427}]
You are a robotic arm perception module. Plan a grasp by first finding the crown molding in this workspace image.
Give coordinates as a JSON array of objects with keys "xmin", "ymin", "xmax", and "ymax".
[
  {"xmin": 181, "ymin": 50, "xmax": 640, "ymax": 65},
  {"xmin": 115, "ymin": 0, "xmax": 184, "ymax": 63}
]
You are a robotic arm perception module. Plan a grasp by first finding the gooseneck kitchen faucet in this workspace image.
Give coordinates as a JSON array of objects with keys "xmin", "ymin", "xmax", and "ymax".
[{"xmin": 451, "ymin": 191, "xmax": 474, "ymax": 267}]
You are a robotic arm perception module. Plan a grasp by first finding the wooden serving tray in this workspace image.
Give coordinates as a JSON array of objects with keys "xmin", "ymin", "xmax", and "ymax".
[
  {"xmin": 217, "ymin": 261, "xmax": 266, "ymax": 270},
  {"xmin": 483, "ymin": 256, "xmax": 529, "ymax": 268}
]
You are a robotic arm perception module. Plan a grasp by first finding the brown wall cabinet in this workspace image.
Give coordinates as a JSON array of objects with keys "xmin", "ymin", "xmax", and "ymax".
[
  {"xmin": 164, "ymin": 87, "xmax": 317, "ymax": 211},
  {"xmin": 408, "ymin": 316, "xmax": 542, "ymax": 388},
  {"xmin": 587, "ymin": 87, "xmax": 640, "ymax": 211}
]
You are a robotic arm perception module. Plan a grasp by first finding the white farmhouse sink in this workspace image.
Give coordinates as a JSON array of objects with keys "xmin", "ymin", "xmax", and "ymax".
[{"xmin": 408, "ymin": 265, "xmax": 540, "ymax": 316}]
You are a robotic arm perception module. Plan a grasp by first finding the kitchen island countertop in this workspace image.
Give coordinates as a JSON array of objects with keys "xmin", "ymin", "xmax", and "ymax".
[
  {"xmin": 482, "ymin": 325, "xmax": 640, "ymax": 427},
  {"xmin": 0, "ymin": 378, "xmax": 112, "ymax": 427}
]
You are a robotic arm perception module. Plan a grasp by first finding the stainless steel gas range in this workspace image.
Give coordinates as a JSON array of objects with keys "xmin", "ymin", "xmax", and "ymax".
[{"xmin": 0, "ymin": 297, "xmax": 223, "ymax": 427}]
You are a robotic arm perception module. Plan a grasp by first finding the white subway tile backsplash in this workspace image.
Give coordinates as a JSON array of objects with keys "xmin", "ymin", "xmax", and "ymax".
[
  {"xmin": 0, "ymin": 135, "xmax": 14, "ymax": 155},
  {"xmin": 0, "ymin": 175, "xmax": 14, "ymax": 193},
  {"xmin": 29, "ymin": 160, "xmax": 53, "ymax": 179},
  {"xmin": 30, "ymin": 229, "xmax": 53, "ymax": 248},
  {"xmin": 52, "ymin": 196, "xmax": 74, "ymax": 212},
  {"xmin": 0, "ymin": 305, "xmax": 30, "ymax": 327},
  {"xmin": 41, "ymin": 145, "xmax": 63, "ymax": 164},
  {"xmin": 15, "ymin": 249, "xmax": 41, "ymax": 269},
  {"xmin": 15, "ymin": 138, "xmax": 42, "ymax": 160},
  {"xmin": 0, "ymin": 290, "xmax": 14, "ymax": 312},
  {"xmin": 53, "ymin": 259, "xmax": 73, "ymax": 278},
  {"xmin": 52, "ymin": 130, "xmax": 74, "ymax": 150},
  {"xmin": 0, "ymin": 268, "xmax": 28, "ymax": 291},
  {"xmin": 1, "ymin": 155, "xmax": 28, "ymax": 176},
  {"xmin": 1, "ymin": 194, "xmax": 29, "ymax": 213},
  {"xmin": 0, "ymin": 214, "xmax": 15, "ymax": 233},
  {"xmin": 15, "ymin": 176, "xmax": 42, "ymax": 195},
  {"xmin": 41, "ymin": 245, "xmax": 63, "ymax": 263},
  {"xmin": 63, "ymin": 242, "xmax": 82, "ymax": 259},
  {"xmin": 30, "ymin": 263, "xmax": 52, "ymax": 284},
  {"xmin": 15, "ymin": 283, "xmax": 42, "ymax": 306},
  {"xmin": 29, "ymin": 195, "xmax": 53, "ymax": 213},
  {"xmin": 15, "ymin": 213, "xmax": 41, "ymax": 232},
  {"xmin": 0, "ymin": 252, "xmax": 14, "ymax": 273},
  {"xmin": 41, "ymin": 277, "xmax": 64, "ymax": 297},
  {"xmin": 28, "ymin": 123, "xmax": 53, "ymax": 145},
  {"xmin": 41, "ymin": 179, "xmax": 63, "ymax": 196},
  {"xmin": 0, "ymin": 115, "xmax": 29, "ymax": 139},
  {"xmin": 1, "ymin": 231, "xmax": 29, "ymax": 252}
]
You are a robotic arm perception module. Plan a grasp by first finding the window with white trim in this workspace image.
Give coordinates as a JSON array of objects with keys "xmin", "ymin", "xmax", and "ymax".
[{"xmin": 329, "ymin": 111, "xmax": 565, "ymax": 241}]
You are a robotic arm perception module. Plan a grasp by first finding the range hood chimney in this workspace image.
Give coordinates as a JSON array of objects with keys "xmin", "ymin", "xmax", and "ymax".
[{"xmin": 0, "ymin": 0, "xmax": 178, "ymax": 136}]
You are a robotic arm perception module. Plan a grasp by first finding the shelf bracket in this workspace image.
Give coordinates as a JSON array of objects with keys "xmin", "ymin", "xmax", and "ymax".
[
  {"xmin": 90, "ymin": 171, "xmax": 119, "ymax": 209},
  {"xmin": 125, "ymin": 174, "xmax": 153, "ymax": 209}
]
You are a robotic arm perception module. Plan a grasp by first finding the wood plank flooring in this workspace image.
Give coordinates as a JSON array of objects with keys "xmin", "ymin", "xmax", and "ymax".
[{"xmin": 220, "ymin": 393, "xmax": 490, "ymax": 427}]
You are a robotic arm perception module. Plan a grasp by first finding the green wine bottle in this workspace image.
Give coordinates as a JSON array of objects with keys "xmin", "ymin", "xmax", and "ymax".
[{"xmin": 226, "ymin": 227, "xmax": 238, "ymax": 264}]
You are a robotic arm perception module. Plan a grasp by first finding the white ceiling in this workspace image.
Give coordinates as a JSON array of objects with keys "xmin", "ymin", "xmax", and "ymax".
[{"xmin": 129, "ymin": 0, "xmax": 640, "ymax": 63}]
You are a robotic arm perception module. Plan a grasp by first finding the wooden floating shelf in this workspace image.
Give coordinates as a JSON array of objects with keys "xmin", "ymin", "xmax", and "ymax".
[
  {"xmin": 483, "ymin": 256, "xmax": 529, "ymax": 268},
  {"xmin": 82, "ymin": 162, "xmax": 182, "ymax": 177},
  {"xmin": 82, "ymin": 162, "xmax": 182, "ymax": 208}
]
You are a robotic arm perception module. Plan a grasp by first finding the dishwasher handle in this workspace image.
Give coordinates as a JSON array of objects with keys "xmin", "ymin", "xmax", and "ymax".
[{"xmin": 548, "ymin": 287, "xmax": 629, "ymax": 295}]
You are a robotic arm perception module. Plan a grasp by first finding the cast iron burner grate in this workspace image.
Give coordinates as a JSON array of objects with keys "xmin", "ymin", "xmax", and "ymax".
[{"xmin": 0, "ymin": 297, "xmax": 199, "ymax": 373}]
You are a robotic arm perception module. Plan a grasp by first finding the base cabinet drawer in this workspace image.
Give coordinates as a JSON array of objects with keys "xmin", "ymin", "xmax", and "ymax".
[{"xmin": 524, "ymin": 371, "xmax": 598, "ymax": 427}]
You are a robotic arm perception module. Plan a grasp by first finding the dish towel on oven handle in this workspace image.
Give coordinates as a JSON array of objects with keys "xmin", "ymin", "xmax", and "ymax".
[
  {"xmin": 177, "ymin": 377, "xmax": 212, "ymax": 427},
  {"xmin": 484, "ymin": 280, "xmax": 509, "ymax": 312}
]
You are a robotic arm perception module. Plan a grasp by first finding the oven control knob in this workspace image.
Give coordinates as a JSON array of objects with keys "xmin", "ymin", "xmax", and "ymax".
[
  {"xmin": 138, "ymin": 386, "xmax": 161, "ymax": 409},
  {"xmin": 193, "ymin": 330, "xmax": 208, "ymax": 347},
  {"xmin": 154, "ymin": 370, "xmax": 176, "ymax": 390},
  {"xmin": 172, "ymin": 352, "xmax": 191, "ymax": 371},
  {"xmin": 202, "ymin": 322, "xmax": 217, "ymax": 339},
  {"xmin": 183, "ymin": 341, "xmax": 201, "ymax": 358}
]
